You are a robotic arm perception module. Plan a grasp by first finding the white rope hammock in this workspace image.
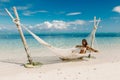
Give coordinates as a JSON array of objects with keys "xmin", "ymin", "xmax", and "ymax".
[
  {"xmin": 21, "ymin": 19, "xmax": 99, "ymax": 60},
  {"xmin": 5, "ymin": 7, "xmax": 100, "ymax": 60}
]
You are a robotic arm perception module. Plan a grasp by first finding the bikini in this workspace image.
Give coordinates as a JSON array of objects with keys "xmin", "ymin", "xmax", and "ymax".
[{"xmin": 80, "ymin": 47, "xmax": 87, "ymax": 54}]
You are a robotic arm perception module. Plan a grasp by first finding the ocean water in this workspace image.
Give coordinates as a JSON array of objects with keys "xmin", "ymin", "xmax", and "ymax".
[{"xmin": 0, "ymin": 33, "xmax": 120, "ymax": 55}]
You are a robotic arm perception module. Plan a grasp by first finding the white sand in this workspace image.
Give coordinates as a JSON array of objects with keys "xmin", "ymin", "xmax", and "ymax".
[
  {"xmin": 0, "ymin": 48, "xmax": 120, "ymax": 80},
  {"xmin": 0, "ymin": 60, "xmax": 120, "ymax": 80}
]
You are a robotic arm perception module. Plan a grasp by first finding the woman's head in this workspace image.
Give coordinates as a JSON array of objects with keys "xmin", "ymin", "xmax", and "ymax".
[{"xmin": 82, "ymin": 39, "xmax": 88, "ymax": 47}]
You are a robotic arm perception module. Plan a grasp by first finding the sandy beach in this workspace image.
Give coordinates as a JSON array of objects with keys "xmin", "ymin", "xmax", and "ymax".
[
  {"xmin": 0, "ymin": 47, "xmax": 120, "ymax": 80},
  {"xmin": 0, "ymin": 0, "xmax": 120, "ymax": 80}
]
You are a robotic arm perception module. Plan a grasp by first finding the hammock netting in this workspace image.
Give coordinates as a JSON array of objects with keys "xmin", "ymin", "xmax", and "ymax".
[
  {"xmin": 5, "ymin": 7, "xmax": 100, "ymax": 61},
  {"xmin": 21, "ymin": 23, "xmax": 99, "ymax": 60}
]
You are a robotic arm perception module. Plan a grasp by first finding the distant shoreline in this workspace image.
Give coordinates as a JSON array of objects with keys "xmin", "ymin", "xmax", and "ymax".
[{"xmin": 0, "ymin": 32, "xmax": 120, "ymax": 38}]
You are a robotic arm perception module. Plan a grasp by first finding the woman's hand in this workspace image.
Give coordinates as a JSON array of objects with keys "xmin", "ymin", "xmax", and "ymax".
[
  {"xmin": 94, "ymin": 50, "xmax": 98, "ymax": 53},
  {"xmin": 75, "ymin": 45, "xmax": 82, "ymax": 48}
]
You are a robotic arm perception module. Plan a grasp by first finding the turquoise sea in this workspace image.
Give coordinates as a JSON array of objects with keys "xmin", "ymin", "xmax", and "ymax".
[{"xmin": 0, "ymin": 33, "xmax": 120, "ymax": 52}]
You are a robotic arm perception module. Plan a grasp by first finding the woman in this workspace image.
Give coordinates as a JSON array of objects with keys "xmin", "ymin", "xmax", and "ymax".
[{"xmin": 76, "ymin": 39, "xmax": 98, "ymax": 54}]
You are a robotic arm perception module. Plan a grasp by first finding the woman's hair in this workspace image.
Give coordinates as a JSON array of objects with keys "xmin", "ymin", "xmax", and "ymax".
[{"xmin": 82, "ymin": 39, "xmax": 88, "ymax": 47}]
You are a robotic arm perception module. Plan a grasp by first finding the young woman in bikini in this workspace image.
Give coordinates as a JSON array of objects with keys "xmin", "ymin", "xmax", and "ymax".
[{"xmin": 76, "ymin": 39, "xmax": 98, "ymax": 54}]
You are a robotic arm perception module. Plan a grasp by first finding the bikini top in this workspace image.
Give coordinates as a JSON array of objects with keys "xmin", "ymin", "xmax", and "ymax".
[{"xmin": 80, "ymin": 47, "xmax": 87, "ymax": 53}]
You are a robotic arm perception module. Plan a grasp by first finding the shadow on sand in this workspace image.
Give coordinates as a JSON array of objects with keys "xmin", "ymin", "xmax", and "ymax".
[{"xmin": 0, "ymin": 56, "xmax": 90, "ymax": 67}]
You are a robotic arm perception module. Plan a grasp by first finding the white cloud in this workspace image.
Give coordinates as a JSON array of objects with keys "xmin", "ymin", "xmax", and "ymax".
[
  {"xmin": 29, "ymin": 20, "xmax": 86, "ymax": 30},
  {"xmin": 110, "ymin": 17, "xmax": 120, "ymax": 20},
  {"xmin": 35, "ymin": 20, "xmax": 68, "ymax": 29},
  {"xmin": 68, "ymin": 20, "xmax": 85, "ymax": 25},
  {"xmin": 73, "ymin": 27, "xmax": 77, "ymax": 30},
  {"xmin": 23, "ymin": 10, "xmax": 48, "ymax": 16},
  {"xmin": 16, "ymin": 4, "xmax": 32, "ymax": 10},
  {"xmin": 28, "ymin": 25, "xmax": 33, "ymax": 29},
  {"xmin": 89, "ymin": 19, "xmax": 101, "ymax": 23},
  {"xmin": 16, "ymin": 6, "xmax": 30, "ymax": 10},
  {"xmin": 66, "ymin": 12, "xmax": 81, "ymax": 16},
  {"xmin": 110, "ymin": 17, "xmax": 120, "ymax": 23},
  {"xmin": 23, "ymin": 11, "xmax": 33, "ymax": 16},
  {"xmin": 0, "ymin": 26, "xmax": 6, "ymax": 30},
  {"xmin": 113, "ymin": 6, "xmax": 120, "ymax": 13},
  {"xmin": 0, "ymin": 27, "xmax": 2, "ymax": 30},
  {"xmin": 99, "ymin": 26, "xmax": 103, "ymax": 29},
  {"xmin": 0, "ymin": 0, "xmax": 9, "ymax": 2}
]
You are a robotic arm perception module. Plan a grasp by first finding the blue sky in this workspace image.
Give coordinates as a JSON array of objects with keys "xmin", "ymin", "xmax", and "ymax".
[{"xmin": 0, "ymin": 0, "xmax": 120, "ymax": 33}]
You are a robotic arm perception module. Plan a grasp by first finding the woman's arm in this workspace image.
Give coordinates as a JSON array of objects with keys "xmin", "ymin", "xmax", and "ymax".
[
  {"xmin": 75, "ymin": 45, "xmax": 83, "ymax": 48},
  {"xmin": 87, "ymin": 46, "xmax": 98, "ymax": 52}
]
